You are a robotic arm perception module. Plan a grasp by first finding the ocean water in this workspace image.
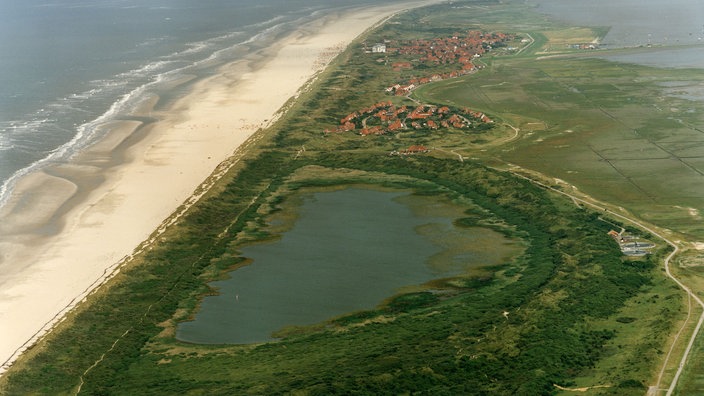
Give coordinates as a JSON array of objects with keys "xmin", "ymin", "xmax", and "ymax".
[
  {"xmin": 535, "ymin": 0, "xmax": 704, "ymax": 48},
  {"xmin": 533, "ymin": 0, "xmax": 704, "ymax": 69},
  {"xmin": 0, "ymin": 0, "xmax": 397, "ymax": 208},
  {"xmin": 5, "ymin": 0, "xmax": 701, "ymax": 212}
]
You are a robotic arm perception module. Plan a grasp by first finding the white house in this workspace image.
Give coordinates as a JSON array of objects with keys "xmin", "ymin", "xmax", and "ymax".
[{"xmin": 372, "ymin": 43, "xmax": 386, "ymax": 53}]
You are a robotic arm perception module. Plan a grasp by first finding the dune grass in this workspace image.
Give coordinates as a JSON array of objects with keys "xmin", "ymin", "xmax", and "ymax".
[{"xmin": 0, "ymin": 1, "xmax": 696, "ymax": 394}]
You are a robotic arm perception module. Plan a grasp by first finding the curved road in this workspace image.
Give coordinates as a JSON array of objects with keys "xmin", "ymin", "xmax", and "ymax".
[{"xmin": 501, "ymin": 165, "xmax": 704, "ymax": 395}]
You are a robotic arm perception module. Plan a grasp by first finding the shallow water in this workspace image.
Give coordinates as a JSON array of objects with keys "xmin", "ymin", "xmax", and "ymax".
[
  {"xmin": 0, "ymin": 0, "xmax": 397, "ymax": 209},
  {"xmin": 602, "ymin": 47, "xmax": 704, "ymax": 69},
  {"xmin": 535, "ymin": 0, "xmax": 704, "ymax": 47},
  {"xmin": 176, "ymin": 188, "xmax": 518, "ymax": 344},
  {"xmin": 534, "ymin": 0, "xmax": 704, "ymax": 69}
]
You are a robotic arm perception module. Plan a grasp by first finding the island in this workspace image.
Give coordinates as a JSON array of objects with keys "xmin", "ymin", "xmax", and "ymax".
[{"xmin": 2, "ymin": 1, "xmax": 704, "ymax": 395}]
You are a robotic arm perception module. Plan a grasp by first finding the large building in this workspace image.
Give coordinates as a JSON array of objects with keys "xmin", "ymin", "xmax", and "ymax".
[{"xmin": 371, "ymin": 43, "xmax": 386, "ymax": 53}]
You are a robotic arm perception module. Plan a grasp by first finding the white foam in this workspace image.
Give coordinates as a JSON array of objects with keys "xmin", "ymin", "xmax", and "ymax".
[
  {"xmin": 194, "ymin": 19, "xmax": 296, "ymax": 67},
  {"xmin": 0, "ymin": 80, "xmax": 150, "ymax": 210},
  {"xmin": 0, "ymin": 131, "xmax": 11, "ymax": 151},
  {"xmin": 117, "ymin": 60, "xmax": 178, "ymax": 79},
  {"xmin": 160, "ymin": 15, "xmax": 288, "ymax": 62},
  {"xmin": 0, "ymin": 12, "xmax": 307, "ymax": 213},
  {"xmin": 247, "ymin": 15, "xmax": 287, "ymax": 31}
]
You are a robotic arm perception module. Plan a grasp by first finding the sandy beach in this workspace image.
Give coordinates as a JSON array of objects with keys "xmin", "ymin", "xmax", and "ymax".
[{"xmin": 0, "ymin": 0, "xmax": 443, "ymax": 375}]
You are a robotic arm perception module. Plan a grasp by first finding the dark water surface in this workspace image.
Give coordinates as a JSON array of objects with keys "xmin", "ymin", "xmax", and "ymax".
[{"xmin": 177, "ymin": 188, "xmax": 516, "ymax": 344}]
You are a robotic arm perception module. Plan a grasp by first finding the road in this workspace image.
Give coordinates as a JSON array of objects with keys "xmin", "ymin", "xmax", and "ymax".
[{"xmin": 500, "ymin": 164, "xmax": 704, "ymax": 396}]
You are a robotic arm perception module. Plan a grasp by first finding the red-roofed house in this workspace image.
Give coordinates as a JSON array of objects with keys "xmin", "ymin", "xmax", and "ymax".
[
  {"xmin": 388, "ymin": 119, "xmax": 404, "ymax": 131},
  {"xmin": 403, "ymin": 145, "xmax": 429, "ymax": 154},
  {"xmin": 360, "ymin": 126, "xmax": 384, "ymax": 136}
]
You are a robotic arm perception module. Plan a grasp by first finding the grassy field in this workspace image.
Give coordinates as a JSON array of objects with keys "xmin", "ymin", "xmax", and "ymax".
[
  {"xmin": 412, "ymin": 3, "xmax": 704, "ymax": 393},
  {"xmin": 1, "ymin": 152, "xmax": 679, "ymax": 395},
  {"xmin": 1, "ymin": 0, "xmax": 699, "ymax": 394},
  {"xmin": 413, "ymin": 37, "xmax": 704, "ymax": 243},
  {"xmin": 415, "ymin": 53, "xmax": 704, "ymax": 243}
]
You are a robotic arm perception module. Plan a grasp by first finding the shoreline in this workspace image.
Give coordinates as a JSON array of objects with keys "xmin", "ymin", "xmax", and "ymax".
[{"xmin": 0, "ymin": 0, "xmax": 444, "ymax": 376}]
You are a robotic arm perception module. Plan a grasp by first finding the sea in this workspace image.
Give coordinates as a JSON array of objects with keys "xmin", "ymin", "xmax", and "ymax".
[
  {"xmin": 533, "ymin": 0, "xmax": 704, "ymax": 68},
  {"xmin": 2, "ymin": 0, "xmax": 703, "ymax": 212},
  {"xmin": 0, "ymin": 0, "xmax": 398, "ymax": 210}
]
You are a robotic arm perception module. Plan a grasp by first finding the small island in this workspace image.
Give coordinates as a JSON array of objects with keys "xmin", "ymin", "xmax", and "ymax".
[{"xmin": 2, "ymin": 1, "xmax": 704, "ymax": 395}]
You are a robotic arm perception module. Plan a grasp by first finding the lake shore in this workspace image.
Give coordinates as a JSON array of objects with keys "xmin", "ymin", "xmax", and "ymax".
[{"xmin": 0, "ymin": 0, "xmax": 442, "ymax": 375}]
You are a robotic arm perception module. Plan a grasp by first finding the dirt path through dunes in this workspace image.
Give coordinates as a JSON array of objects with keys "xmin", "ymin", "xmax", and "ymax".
[{"xmin": 554, "ymin": 384, "xmax": 612, "ymax": 392}]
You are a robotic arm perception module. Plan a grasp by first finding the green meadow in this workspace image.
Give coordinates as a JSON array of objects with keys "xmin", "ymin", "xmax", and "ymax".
[
  {"xmin": 414, "ymin": 58, "xmax": 704, "ymax": 240},
  {"xmin": 3, "ymin": 0, "xmax": 704, "ymax": 394}
]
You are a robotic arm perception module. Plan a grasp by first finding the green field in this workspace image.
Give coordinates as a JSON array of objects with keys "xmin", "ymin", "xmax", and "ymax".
[
  {"xmin": 3, "ymin": 0, "xmax": 704, "ymax": 394},
  {"xmin": 414, "ymin": 58, "xmax": 704, "ymax": 241}
]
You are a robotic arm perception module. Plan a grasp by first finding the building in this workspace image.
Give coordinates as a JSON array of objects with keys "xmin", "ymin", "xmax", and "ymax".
[{"xmin": 372, "ymin": 43, "xmax": 386, "ymax": 53}]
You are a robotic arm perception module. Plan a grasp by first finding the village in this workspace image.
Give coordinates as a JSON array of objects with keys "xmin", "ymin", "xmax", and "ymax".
[
  {"xmin": 367, "ymin": 30, "xmax": 515, "ymax": 95},
  {"xmin": 323, "ymin": 30, "xmax": 512, "ymax": 154},
  {"xmin": 324, "ymin": 101, "xmax": 492, "ymax": 136}
]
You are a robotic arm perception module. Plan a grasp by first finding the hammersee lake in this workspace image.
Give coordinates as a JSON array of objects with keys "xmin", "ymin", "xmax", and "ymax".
[{"xmin": 177, "ymin": 187, "xmax": 521, "ymax": 344}]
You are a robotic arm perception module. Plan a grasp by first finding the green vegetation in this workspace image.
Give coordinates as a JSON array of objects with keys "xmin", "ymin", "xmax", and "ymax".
[
  {"xmin": 1, "ymin": 0, "xmax": 695, "ymax": 394},
  {"xmin": 1, "ymin": 151, "xmax": 679, "ymax": 395},
  {"xmin": 413, "ymin": 45, "xmax": 704, "ymax": 242}
]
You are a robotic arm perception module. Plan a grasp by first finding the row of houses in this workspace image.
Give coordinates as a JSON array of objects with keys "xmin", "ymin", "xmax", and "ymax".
[
  {"xmin": 390, "ymin": 145, "xmax": 430, "ymax": 156},
  {"xmin": 339, "ymin": 101, "xmax": 395, "ymax": 125},
  {"xmin": 323, "ymin": 31, "xmax": 503, "ymax": 139},
  {"xmin": 385, "ymin": 67, "xmax": 478, "ymax": 96},
  {"xmin": 390, "ymin": 30, "xmax": 513, "ymax": 66},
  {"xmin": 569, "ymin": 43, "xmax": 599, "ymax": 50},
  {"xmin": 379, "ymin": 31, "xmax": 515, "ymax": 96},
  {"xmin": 324, "ymin": 103, "xmax": 492, "ymax": 135}
]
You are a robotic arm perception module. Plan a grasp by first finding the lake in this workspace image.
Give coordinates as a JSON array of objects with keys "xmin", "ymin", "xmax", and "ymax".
[{"xmin": 176, "ymin": 187, "xmax": 520, "ymax": 344}]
